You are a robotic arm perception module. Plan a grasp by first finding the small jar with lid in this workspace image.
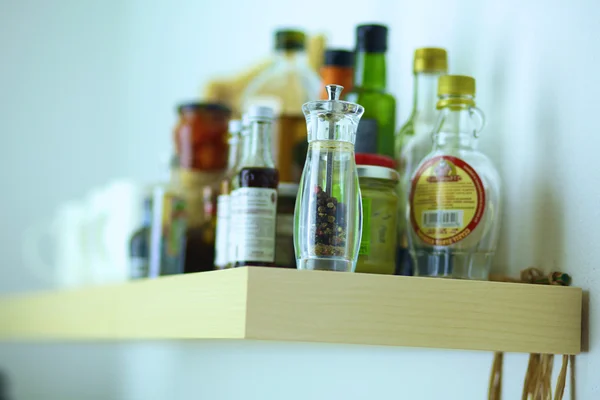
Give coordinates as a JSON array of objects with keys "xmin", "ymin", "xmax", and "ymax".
[
  {"xmin": 355, "ymin": 154, "xmax": 399, "ymax": 275},
  {"xmin": 173, "ymin": 102, "xmax": 230, "ymax": 273}
]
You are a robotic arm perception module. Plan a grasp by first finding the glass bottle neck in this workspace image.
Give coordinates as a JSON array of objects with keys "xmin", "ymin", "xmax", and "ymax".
[
  {"xmin": 226, "ymin": 137, "xmax": 240, "ymax": 171},
  {"xmin": 412, "ymin": 72, "xmax": 443, "ymax": 117},
  {"xmin": 142, "ymin": 201, "xmax": 152, "ymax": 226},
  {"xmin": 274, "ymin": 49, "xmax": 308, "ymax": 65},
  {"xmin": 354, "ymin": 51, "xmax": 386, "ymax": 90},
  {"xmin": 433, "ymin": 108, "xmax": 478, "ymax": 151},
  {"xmin": 241, "ymin": 120, "xmax": 275, "ymax": 168}
]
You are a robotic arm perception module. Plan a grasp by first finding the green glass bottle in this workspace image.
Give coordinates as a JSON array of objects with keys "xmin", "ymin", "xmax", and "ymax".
[{"xmin": 346, "ymin": 24, "xmax": 396, "ymax": 157}]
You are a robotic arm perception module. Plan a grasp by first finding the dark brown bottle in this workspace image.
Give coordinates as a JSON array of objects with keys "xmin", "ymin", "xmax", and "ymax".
[
  {"xmin": 184, "ymin": 186, "xmax": 217, "ymax": 273},
  {"xmin": 235, "ymin": 167, "xmax": 279, "ymax": 267},
  {"xmin": 230, "ymin": 106, "xmax": 279, "ymax": 267}
]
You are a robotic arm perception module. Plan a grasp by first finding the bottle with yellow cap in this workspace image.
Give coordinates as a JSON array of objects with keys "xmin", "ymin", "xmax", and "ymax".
[
  {"xmin": 395, "ymin": 48, "xmax": 448, "ymax": 275},
  {"xmin": 407, "ymin": 75, "xmax": 501, "ymax": 280}
]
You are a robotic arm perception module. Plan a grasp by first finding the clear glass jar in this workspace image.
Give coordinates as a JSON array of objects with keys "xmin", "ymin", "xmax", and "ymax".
[
  {"xmin": 355, "ymin": 165, "xmax": 399, "ymax": 275},
  {"xmin": 408, "ymin": 75, "xmax": 501, "ymax": 280},
  {"xmin": 295, "ymin": 85, "xmax": 364, "ymax": 272}
]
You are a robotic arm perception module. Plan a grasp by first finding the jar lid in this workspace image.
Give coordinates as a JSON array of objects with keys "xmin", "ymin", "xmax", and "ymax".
[
  {"xmin": 414, "ymin": 48, "xmax": 448, "ymax": 73},
  {"xmin": 357, "ymin": 165, "xmax": 399, "ymax": 182},
  {"xmin": 177, "ymin": 102, "xmax": 231, "ymax": 115},
  {"xmin": 324, "ymin": 49, "xmax": 355, "ymax": 68},
  {"xmin": 278, "ymin": 182, "xmax": 299, "ymax": 197},
  {"xmin": 275, "ymin": 29, "xmax": 306, "ymax": 51},
  {"xmin": 355, "ymin": 153, "xmax": 396, "ymax": 169},
  {"xmin": 356, "ymin": 24, "xmax": 388, "ymax": 53},
  {"xmin": 228, "ymin": 119, "xmax": 242, "ymax": 134},
  {"xmin": 247, "ymin": 105, "xmax": 274, "ymax": 120}
]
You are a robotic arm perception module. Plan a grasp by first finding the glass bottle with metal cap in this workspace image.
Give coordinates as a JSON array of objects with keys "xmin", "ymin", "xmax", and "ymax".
[
  {"xmin": 395, "ymin": 48, "xmax": 448, "ymax": 275},
  {"xmin": 408, "ymin": 75, "xmax": 501, "ymax": 280},
  {"xmin": 214, "ymin": 119, "xmax": 242, "ymax": 269},
  {"xmin": 295, "ymin": 84, "xmax": 364, "ymax": 272},
  {"xmin": 231, "ymin": 106, "xmax": 279, "ymax": 267},
  {"xmin": 242, "ymin": 29, "xmax": 321, "ymax": 183},
  {"xmin": 346, "ymin": 24, "xmax": 396, "ymax": 157}
]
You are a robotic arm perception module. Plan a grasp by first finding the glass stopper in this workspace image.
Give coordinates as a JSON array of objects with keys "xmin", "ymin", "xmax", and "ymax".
[{"xmin": 326, "ymin": 84, "xmax": 344, "ymax": 101}]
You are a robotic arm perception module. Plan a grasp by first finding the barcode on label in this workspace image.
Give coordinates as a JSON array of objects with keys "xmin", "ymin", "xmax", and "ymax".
[{"xmin": 422, "ymin": 210, "xmax": 463, "ymax": 228}]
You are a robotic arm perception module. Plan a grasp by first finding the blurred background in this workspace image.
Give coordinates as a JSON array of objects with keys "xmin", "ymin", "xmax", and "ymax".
[{"xmin": 1, "ymin": 0, "xmax": 598, "ymax": 398}]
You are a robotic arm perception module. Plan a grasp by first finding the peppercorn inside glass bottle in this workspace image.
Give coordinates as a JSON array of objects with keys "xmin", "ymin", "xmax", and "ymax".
[{"xmin": 295, "ymin": 85, "xmax": 364, "ymax": 272}]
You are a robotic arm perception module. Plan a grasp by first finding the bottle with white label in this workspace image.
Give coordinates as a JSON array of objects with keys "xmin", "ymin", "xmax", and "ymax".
[
  {"xmin": 227, "ymin": 116, "xmax": 251, "ymax": 267},
  {"xmin": 408, "ymin": 75, "xmax": 501, "ymax": 280},
  {"xmin": 214, "ymin": 120, "xmax": 242, "ymax": 269},
  {"xmin": 231, "ymin": 106, "xmax": 279, "ymax": 267}
]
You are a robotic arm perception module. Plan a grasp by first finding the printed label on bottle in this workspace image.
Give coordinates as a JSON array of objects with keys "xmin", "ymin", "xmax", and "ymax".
[
  {"xmin": 410, "ymin": 156, "xmax": 485, "ymax": 246},
  {"xmin": 232, "ymin": 187, "xmax": 278, "ymax": 262},
  {"xmin": 214, "ymin": 194, "xmax": 230, "ymax": 267},
  {"xmin": 359, "ymin": 197, "xmax": 372, "ymax": 255},
  {"xmin": 163, "ymin": 194, "xmax": 187, "ymax": 257},
  {"xmin": 130, "ymin": 257, "xmax": 149, "ymax": 279},
  {"xmin": 354, "ymin": 118, "xmax": 378, "ymax": 154},
  {"xmin": 228, "ymin": 190, "xmax": 239, "ymax": 264}
]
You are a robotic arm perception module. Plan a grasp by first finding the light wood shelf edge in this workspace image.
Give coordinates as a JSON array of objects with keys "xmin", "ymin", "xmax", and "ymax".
[
  {"xmin": 0, "ymin": 267, "xmax": 582, "ymax": 354},
  {"xmin": 244, "ymin": 268, "xmax": 582, "ymax": 355},
  {"xmin": 0, "ymin": 268, "xmax": 249, "ymax": 340}
]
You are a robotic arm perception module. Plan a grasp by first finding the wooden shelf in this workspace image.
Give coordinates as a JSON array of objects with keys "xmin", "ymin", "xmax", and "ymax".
[{"xmin": 0, "ymin": 267, "xmax": 582, "ymax": 354}]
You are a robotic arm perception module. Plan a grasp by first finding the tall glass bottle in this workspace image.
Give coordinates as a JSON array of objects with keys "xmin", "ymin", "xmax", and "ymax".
[
  {"xmin": 242, "ymin": 29, "xmax": 321, "ymax": 183},
  {"xmin": 227, "ymin": 116, "xmax": 251, "ymax": 268},
  {"xmin": 408, "ymin": 75, "xmax": 501, "ymax": 280},
  {"xmin": 129, "ymin": 195, "xmax": 152, "ymax": 279},
  {"xmin": 295, "ymin": 85, "xmax": 364, "ymax": 272},
  {"xmin": 149, "ymin": 156, "xmax": 187, "ymax": 277},
  {"xmin": 214, "ymin": 120, "xmax": 242, "ymax": 269},
  {"xmin": 231, "ymin": 106, "xmax": 279, "ymax": 267},
  {"xmin": 346, "ymin": 24, "xmax": 396, "ymax": 157},
  {"xmin": 395, "ymin": 48, "xmax": 448, "ymax": 274}
]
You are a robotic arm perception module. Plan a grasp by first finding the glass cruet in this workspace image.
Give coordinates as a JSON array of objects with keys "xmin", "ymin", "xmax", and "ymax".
[
  {"xmin": 294, "ymin": 84, "xmax": 364, "ymax": 272},
  {"xmin": 407, "ymin": 75, "xmax": 502, "ymax": 280}
]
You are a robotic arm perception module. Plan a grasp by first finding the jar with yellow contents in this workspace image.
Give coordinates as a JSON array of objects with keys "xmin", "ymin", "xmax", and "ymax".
[{"xmin": 355, "ymin": 154, "xmax": 400, "ymax": 275}]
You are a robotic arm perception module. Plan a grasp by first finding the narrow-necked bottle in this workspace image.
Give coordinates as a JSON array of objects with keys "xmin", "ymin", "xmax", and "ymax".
[
  {"xmin": 214, "ymin": 120, "xmax": 242, "ymax": 269},
  {"xmin": 346, "ymin": 24, "xmax": 396, "ymax": 157},
  {"xmin": 295, "ymin": 85, "xmax": 364, "ymax": 272},
  {"xmin": 408, "ymin": 75, "xmax": 501, "ymax": 280},
  {"xmin": 227, "ymin": 116, "xmax": 251, "ymax": 268},
  {"xmin": 395, "ymin": 48, "xmax": 448, "ymax": 275},
  {"xmin": 242, "ymin": 29, "xmax": 321, "ymax": 183},
  {"xmin": 231, "ymin": 106, "xmax": 279, "ymax": 267},
  {"xmin": 149, "ymin": 156, "xmax": 187, "ymax": 277},
  {"xmin": 129, "ymin": 195, "xmax": 152, "ymax": 279}
]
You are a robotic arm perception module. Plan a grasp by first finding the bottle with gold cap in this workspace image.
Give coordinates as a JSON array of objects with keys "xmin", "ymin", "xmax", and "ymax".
[
  {"xmin": 407, "ymin": 75, "xmax": 501, "ymax": 280},
  {"xmin": 395, "ymin": 48, "xmax": 448, "ymax": 275}
]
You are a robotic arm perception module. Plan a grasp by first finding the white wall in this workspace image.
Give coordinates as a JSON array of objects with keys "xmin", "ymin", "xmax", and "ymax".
[{"xmin": 1, "ymin": 0, "xmax": 598, "ymax": 398}]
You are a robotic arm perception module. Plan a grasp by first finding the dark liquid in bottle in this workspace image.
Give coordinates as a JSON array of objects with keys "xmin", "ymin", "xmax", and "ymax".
[
  {"xmin": 184, "ymin": 225, "xmax": 215, "ymax": 273},
  {"xmin": 235, "ymin": 167, "xmax": 279, "ymax": 267}
]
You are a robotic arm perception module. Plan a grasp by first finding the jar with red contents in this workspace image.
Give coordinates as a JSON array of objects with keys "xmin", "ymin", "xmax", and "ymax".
[
  {"xmin": 173, "ymin": 102, "xmax": 230, "ymax": 273},
  {"xmin": 174, "ymin": 103, "xmax": 230, "ymax": 171}
]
